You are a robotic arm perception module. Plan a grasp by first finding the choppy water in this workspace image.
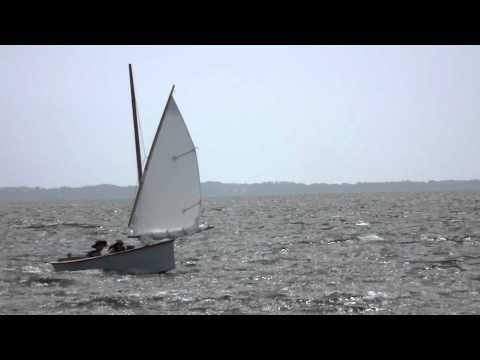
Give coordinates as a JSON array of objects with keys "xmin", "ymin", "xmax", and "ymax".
[{"xmin": 2, "ymin": 192, "xmax": 480, "ymax": 314}]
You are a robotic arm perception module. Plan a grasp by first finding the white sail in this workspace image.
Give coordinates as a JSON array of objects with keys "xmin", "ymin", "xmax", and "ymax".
[{"xmin": 128, "ymin": 89, "xmax": 201, "ymax": 238}]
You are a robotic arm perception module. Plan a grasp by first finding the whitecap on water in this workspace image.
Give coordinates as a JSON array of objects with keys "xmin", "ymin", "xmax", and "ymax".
[
  {"xmin": 356, "ymin": 221, "xmax": 370, "ymax": 226},
  {"xmin": 365, "ymin": 290, "xmax": 388, "ymax": 300},
  {"xmin": 358, "ymin": 234, "xmax": 385, "ymax": 242},
  {"xmin": 420, "ymin": 234, "xmax": 447, "ymax": 242},
  {"xmin": 81, "ymin": 269, "xmax": 104, "ymax": 276},
  {"xmin": 21, "ymin": 265, "xmax": 43, "ymax": 274}
]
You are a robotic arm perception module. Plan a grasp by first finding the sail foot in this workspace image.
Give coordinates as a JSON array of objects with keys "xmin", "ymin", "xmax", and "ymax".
[{"xmin": 131, "ymin": 222, "xmax": 200, "ymax": 240}]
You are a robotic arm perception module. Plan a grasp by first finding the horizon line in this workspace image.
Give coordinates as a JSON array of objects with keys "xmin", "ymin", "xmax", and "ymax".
[{"xmin": 3, "ymin": 178, "xmax": 480, "ymax": 190}]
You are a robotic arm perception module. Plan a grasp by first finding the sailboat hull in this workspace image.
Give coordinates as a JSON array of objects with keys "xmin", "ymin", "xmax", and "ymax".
[{"xmin": 50, "ymin": 239, "xmax": 175, "ymax": 274}]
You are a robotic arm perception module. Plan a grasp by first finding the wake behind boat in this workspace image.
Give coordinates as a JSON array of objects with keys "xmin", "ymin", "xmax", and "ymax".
[{"xmin": 50, "ymin": 64, "xmax": 212, "ymax": 274}]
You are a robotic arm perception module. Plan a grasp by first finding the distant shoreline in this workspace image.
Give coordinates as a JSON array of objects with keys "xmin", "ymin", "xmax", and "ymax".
[{"xmin": 2, "ymin": 180, "xmax": 480, "ymax": 201}]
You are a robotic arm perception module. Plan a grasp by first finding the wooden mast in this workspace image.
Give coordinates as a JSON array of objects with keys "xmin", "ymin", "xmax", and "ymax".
[{"xmin": 128, "ymin": 64, "xmax": 143, "ymax": 184}]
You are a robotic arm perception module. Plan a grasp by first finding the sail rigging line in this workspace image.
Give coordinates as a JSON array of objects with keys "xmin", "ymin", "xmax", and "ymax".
[
  {"xmin": 128, "ymin": 84, "xmax": 176, "ymax": 228},
  {"xmin": 172, "ymin": 147, "xmax": 197, "ymax": 161},
  {"xmin": 137, "ymin": 104, "xmax": 148, "ymax": 168},
  {"xmin": 182, "ymin": 200, "xmax": 202, "ymax": 214}
]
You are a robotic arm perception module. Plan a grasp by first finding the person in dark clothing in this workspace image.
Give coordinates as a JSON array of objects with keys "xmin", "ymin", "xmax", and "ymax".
[
  {"xmin": 108, "ymin": 240, "xmax": 126, "ymax": 253},
  {"xmin": 87, "ymin": 240, "xmax": 107, "ymax": 257}
]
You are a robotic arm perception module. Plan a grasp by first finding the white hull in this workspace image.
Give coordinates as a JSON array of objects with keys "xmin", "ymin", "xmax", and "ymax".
[{"xmin": 50, "ymin": 239, "xmax": 175, "ymax": 274}]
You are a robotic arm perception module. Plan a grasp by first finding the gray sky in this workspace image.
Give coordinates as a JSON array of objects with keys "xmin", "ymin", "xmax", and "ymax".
[{"xmin": 2, "ymin": 45, "xmax": 480, "ymax": 188}]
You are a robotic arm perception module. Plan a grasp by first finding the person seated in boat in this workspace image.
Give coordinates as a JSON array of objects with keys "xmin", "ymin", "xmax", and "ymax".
[
  {"xmin": 87, "ymin": 240, "xmax": 107, "ymax": 257},
  {"xmin": 108, "ymin": 240, "xmax": 126, "ymax": 253}
]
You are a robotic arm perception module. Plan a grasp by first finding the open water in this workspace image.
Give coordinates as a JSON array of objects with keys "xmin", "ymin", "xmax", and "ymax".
[{"xmin": 2, "ymin": 192, "xmax": 480, "ymax": 314}]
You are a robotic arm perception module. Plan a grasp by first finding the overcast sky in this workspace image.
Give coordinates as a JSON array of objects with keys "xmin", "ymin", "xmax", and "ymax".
[{"xmin": 2, "ymin": 45, "xmax": 480, "ymax": 188}]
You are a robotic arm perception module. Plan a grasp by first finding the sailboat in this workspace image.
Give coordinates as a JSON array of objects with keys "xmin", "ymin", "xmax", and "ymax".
[{"xmin": 50, "ymin": 64, "xmax": 211, "ymax": 274}]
